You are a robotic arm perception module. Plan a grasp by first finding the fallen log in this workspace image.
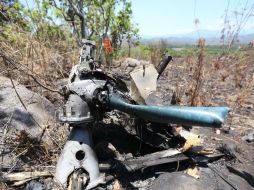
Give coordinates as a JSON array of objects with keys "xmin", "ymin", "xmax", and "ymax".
[{"xmin": 1, "ymin": 171, "xmax": 53, "ymax": 186}]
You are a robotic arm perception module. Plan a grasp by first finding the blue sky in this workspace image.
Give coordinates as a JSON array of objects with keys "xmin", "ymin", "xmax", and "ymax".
[
  {"xmin": 131, "ymin": 0, "xmax": 254, "ymax": 36},
  {"xmin": 20, "ymin": 0, "xmax": 254, "ymax": 37}
]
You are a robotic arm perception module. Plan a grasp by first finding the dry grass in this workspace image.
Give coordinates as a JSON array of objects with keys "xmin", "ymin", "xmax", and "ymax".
[
  {"xmin": 167, "ymin": 37, "xmax": 254, "ymax": 112},
  {"xmin": 7, "ymin": 130, "xmax": 51, "ymax": 165},
  {"xmin": 0, "ymin": 24, "xmax": 79, "ymax": 102},
  {"xmin": 0, "ymin": 25, "xmax": 75, "ymax": 182},
  {"xmin": 149, "ymin": 39, "xmax": 168, "ymax": 66},
  {"xmin": 186, "ymin": 38, "xmax": 206, "ymax": 106}
]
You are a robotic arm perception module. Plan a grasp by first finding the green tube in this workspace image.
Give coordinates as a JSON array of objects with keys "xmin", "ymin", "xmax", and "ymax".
[{"xmin": 108, "ymin": 95, "xmax": 230, "ymax": 128}]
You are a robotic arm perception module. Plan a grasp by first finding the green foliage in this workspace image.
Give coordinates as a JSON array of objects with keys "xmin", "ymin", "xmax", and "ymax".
[
  {"xmin": 82, "ymin": 0, "xmax": 139, "ymax": 57},
  {"xmin": 166, "ymin": 47, "xmax": 195, "ymax": 57},
  {"xmin": 0, "ymin": 0, "xmax": 78, "ymax": 48},
  {"xmin": 1, "ymin": 0, "xmax": 139, "ymax": 56},
  {"xmin": 0, "ymin": 1, "xmax": 27, "ymax": 28},
  {"xmin": 117, "ymin": 43, "xmax": 149, "ymax": 59},
  {"xmin": 0, "ymin": 25, "xmax": 16, "ymax": 43},
  {"xmin": 112, "ymin": 1, "xmax": 139, "ymax": 57},
  {"xmin": 117, "ymin": 42, "xmax": 241, "ymax": 61}
]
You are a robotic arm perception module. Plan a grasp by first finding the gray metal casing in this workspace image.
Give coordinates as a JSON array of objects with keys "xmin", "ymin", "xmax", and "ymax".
[
  {"xmin": 59, "ymin": 94, "xmax": 93, "ymax": 124},
  {"xmin": 59, "ymin": 80, "xmax": 106, "ymax": 124}
]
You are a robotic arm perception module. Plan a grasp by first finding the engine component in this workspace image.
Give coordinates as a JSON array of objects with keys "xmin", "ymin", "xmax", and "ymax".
[
  {"xmin": 55, "ymin": 36, "xmax": 230, "ymax": 190},
  {"xmin": 55, "ymin": 127, "xmax": 105, "ymax": 190},
  {"xmin": 58, "ymin": 94, "xmax": 94, "ymax": 124}
]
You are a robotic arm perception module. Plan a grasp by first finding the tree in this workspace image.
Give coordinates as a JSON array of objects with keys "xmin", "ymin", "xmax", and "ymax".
[
  {"xmin": 49, "ymin": 0, "xmax": 139, "ymax": 56},
  {"xmin": 0, "ymin": 0, "xmax": 26, "ymax": 26},
  {"xmin": 1, "ymin": 0, "xmax": 139, "ymax": 56}
]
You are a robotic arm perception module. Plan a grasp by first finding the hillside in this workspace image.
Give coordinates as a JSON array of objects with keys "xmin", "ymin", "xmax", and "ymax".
[{"xmin": 141, "ymin": 30, "xmax": 254, "ymax": 45}]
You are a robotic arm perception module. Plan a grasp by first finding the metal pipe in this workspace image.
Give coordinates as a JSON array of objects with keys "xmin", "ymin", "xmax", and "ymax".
[
  {"xmin": 157, "ymin": 55, "xmax": 172, "ymax": 79},
  {"xmin": 108, "ymin": 95, "xmax": 230, "ymax": 128}
]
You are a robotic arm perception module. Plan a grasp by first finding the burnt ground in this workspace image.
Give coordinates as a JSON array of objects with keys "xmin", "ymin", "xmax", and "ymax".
[
  {"xmin": 154, "ymin": 56, "xmax": 254, "ymax": 190},
  {"xmin": 1, "ymin": 54, "xmax": 254, "ymax": 190},
  {"xmin": 99, "ymin": 55, "xmax": 254, "ymax": 190}
]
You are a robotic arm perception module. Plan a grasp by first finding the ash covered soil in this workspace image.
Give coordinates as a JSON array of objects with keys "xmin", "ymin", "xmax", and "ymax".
[
  {"xmin": 105, "ymin": 56, "xmax": 254, "ymax": 190},
  {"xmin": 157, "ymin": 57, "xmax": 254, "ymax": 190},
  {"xmin": 0, "ymin": 55, "xmax": 254, "ymax": 190}
]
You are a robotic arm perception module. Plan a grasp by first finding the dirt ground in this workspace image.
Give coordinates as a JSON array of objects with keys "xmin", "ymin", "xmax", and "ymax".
[
  {"xmin": 0, "ymin": 54, "xmax": 254, "ymax": 190},
  {"xmin": 101, "ymin": 56, "xmax": 254, "ymax": 190},
  {"xmin": 156, "ymin": 56, "xmax": 254, "ymax": 190}
]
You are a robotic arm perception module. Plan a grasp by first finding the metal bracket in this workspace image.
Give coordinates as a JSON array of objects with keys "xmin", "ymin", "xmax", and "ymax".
[{"xmin": 55, "ymin": 127, "xmax": 105, "ymax": 190}]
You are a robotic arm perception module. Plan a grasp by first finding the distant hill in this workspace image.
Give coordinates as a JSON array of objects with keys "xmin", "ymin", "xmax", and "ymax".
[{"xmin": 141, "ymin": 30, "xmax": 254, "ymax": 46}]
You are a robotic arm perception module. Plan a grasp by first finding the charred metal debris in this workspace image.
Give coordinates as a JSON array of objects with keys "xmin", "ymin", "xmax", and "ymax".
[{"xmin": 52, "ymin": 38, "xmax": 230, "ymax": 189}]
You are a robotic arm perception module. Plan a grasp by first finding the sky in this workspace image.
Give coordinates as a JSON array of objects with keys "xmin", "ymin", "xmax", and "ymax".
[
  {"xmin": 19, "ymin": 0, "xmax": 254, "ymax": 37},
  {"xmin": 131, "ymin": 0, "xmax": 254, "ymax": 37}
]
